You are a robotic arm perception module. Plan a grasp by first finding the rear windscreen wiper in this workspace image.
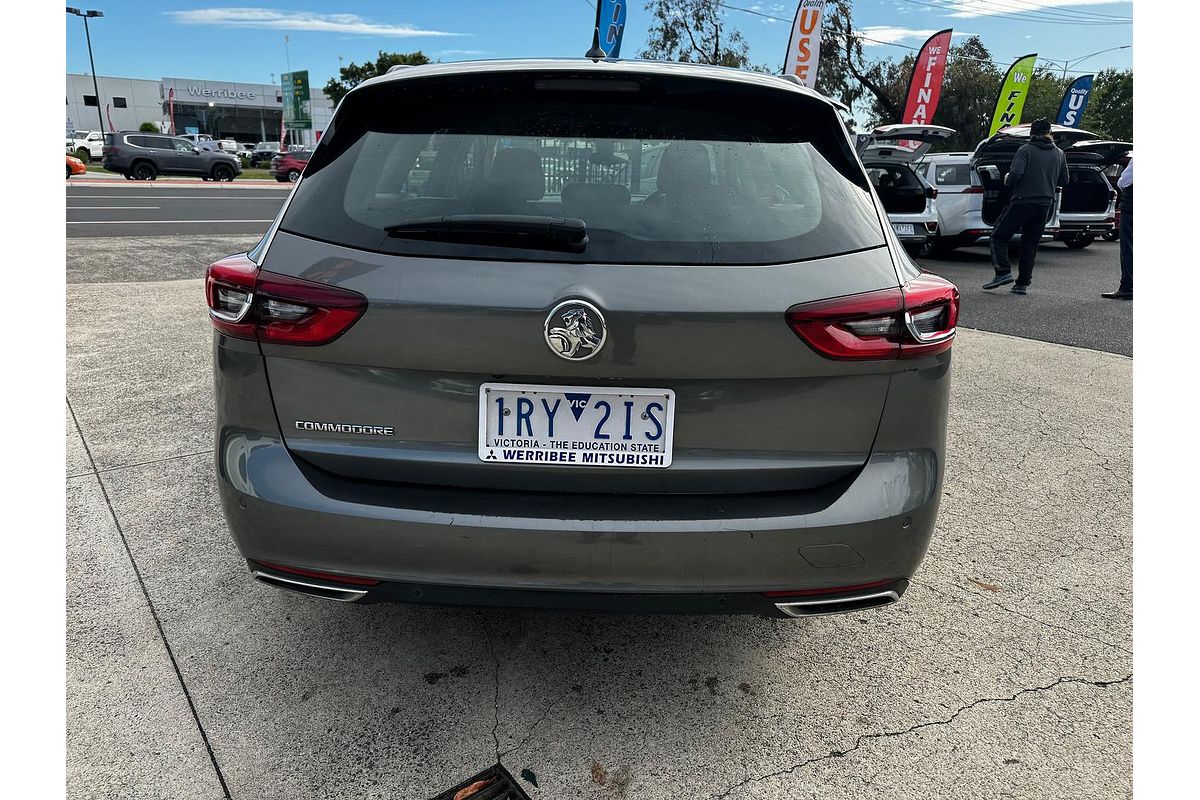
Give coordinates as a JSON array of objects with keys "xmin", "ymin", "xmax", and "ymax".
[{"xmin": 384, "ymin": 214, "xmax": 588, "ymax": 253}]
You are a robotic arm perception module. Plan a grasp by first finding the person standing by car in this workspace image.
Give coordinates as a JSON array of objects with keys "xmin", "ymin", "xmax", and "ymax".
[
  {"xmin": 1102, "ymin": 158, "xmax": 1133, "ymax": 300},
  {"xmin": 983, "ymin": 119, "xmax": 1069, "ymax": 295}
]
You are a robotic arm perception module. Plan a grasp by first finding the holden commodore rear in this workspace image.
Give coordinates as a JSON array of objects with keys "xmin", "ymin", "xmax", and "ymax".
[{"xmin": 208, "ymin": 60, "xmax": 957, "ymax": 618}]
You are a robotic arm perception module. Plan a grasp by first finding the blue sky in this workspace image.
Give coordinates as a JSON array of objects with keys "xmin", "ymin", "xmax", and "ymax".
[{"xmin": 65, "ymin": 1, "xmax": 1133, "ymax": 88}]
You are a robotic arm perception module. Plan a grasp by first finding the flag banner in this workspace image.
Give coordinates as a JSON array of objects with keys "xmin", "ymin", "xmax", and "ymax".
[
  {"xmin": 785, "ymin": 0, "xmax": 827, "ymax": 88},
  {"xmin": 899, "ymin": 28, "xmax": 953, "ymax": 148},
  {"xmin": 595, "ymin": 1, "xmax": 627, "ymax": 58},
  {"xmin": 1056, "ymin": 73, "xmax": 1094, "ymax": 128},
  {"xmin": 989, "ymin": 53, "xmax": 1037, "ymax": 137}
]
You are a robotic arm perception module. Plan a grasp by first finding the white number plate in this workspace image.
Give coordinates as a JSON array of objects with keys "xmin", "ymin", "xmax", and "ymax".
[
  {"xmin": 892, "ymin": 223, "xmax": 916, "ymax": 236},
  {"xmin": 478, "ymin": 383, "xmax": 675, "ymax": 468}
]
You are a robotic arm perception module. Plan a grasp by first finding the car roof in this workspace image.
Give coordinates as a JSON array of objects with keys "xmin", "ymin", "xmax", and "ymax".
[{"xmin": 354, "ymin": 58, "xmax": 837, "ymax": 109}]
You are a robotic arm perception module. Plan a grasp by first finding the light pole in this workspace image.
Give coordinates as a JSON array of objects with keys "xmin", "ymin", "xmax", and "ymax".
[
  {"xmin": 66, "ymin": 8, "xmax": 106, "ymax": 135},
  {"xmin": 1042, "ymin": 45, "xmax": 1131, "ymax": 80}
]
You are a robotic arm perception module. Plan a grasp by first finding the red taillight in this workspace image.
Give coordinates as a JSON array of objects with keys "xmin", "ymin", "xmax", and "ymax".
[
  {"xmin": 785, "ymin": 272, "xmax": 959, "ymax": 361},
  {"xmin": 925, "ymin": 185, "xmax": 938, "ymax": 200},
  {"xmin": 205, "ymin": 254, "xmax": 367, "ymax": 346}
]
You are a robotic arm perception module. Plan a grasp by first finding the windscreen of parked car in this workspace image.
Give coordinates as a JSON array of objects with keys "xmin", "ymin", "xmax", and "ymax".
[{"xmin": 280, "ymin": 71, "xmax": 886, "ymax": 265}]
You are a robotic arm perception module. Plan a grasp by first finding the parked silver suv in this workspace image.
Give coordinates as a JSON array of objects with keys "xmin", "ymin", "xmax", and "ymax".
[{"xmin": 207, "ymin": 60, "xmax": 958, "ymax": 617}]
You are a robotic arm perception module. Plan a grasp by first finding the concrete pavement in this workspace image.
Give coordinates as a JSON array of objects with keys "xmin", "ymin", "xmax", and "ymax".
[{"xmin": 66, "ymin": 237, "xmax": 1131, "ymax": 799}]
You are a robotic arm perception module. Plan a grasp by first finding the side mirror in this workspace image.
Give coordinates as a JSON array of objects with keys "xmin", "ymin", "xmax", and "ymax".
[{"xmin": 192, "ymin": 147, "xmax": 201, "ymax": 154}]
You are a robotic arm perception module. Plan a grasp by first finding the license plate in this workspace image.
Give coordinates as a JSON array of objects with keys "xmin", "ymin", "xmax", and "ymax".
[
  {"xmin": 478, "ymin": 383, "xmax": 675, "ymax": 468},
  {"xmin": 892, "ymin": 223, "xmax": 916, "ymax": 236}
]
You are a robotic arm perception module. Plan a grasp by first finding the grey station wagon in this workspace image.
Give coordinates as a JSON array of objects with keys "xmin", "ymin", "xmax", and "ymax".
[{"xmin": 207, "ymin": 59, "xmax": 958, "ymax": 618}]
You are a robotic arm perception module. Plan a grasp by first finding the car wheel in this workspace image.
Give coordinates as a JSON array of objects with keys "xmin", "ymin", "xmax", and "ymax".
[
  {"xmin": 74, "ymin": 148, "xmax": 90, "ymax": 164},
  {"xmin": 212, "ymin": 164, "xmax": 235, "ymax": 182},
  {"xmin": 66, "ymin": 166, "xmax": 71, "ymax": 179},
  {"xmin": 286, "ymin": 169, "xmax": 301, "ymax": 183},
  {"xmin": 132, "ymin": 161, "xmax": 157, "ymax": 181},
  {"xmin": 1064, "ymin": 234, "xmax": 1094, "ymax": 250}
]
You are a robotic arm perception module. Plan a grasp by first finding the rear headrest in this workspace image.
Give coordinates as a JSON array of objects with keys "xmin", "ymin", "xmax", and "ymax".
[
  {"xmin": 489, "ymin": 148, "xmax": 545, "ymax": 200},
  {"xmin": 656, "ymin": 141, "xmax": 713, "ymax": 195}
]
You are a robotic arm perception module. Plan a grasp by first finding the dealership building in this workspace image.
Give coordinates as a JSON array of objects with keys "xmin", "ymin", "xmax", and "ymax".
[{"xmin": 66, "ymin": 73, "xmax": 334, "ymax": 146}]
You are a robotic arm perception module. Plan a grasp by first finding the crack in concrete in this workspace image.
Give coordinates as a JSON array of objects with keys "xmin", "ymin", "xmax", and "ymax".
[
  {"xmin": 486, "ymin": 623, "xmax": 502, "ymax": 764},
  {"xmin": 501, "ymin": 687, "xmax": 571, "ymax": 759},
  {"xmin": 710, "ymin": 674, "xmax": 1132, "ymax": 800}
]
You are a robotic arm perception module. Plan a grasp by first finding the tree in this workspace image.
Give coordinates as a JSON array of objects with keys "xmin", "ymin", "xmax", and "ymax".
[
  {"xmin": 324, "ymin": 51, "xmax": 432, "ymax": 106},
  {"xmin": 818, "ymin": 0, "xmax": 901, "ymax": 120},
  {"xmin": 138, "ymin": 121, "xmax": 159, "ymax": 132},
  {"xmin": 640, "ymin": 0, "xmax": 752, "ymax": 67},
  {"xmin": 1086, "ymin": 68, "xmax": 1132, "ymax": 141}
]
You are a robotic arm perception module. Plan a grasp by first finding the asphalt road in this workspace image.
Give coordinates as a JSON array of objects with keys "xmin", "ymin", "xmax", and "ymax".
[
  {"xmin": 66, "ymin": 181, "xmax": 288, "ymax": 238},
  {"xmin": 916, "ymin": 240, "xmax": 1131, "ymax": 356},
  {"xmin": 66, "ymin": 235, "xmax": 1131, "ymax": 800}
]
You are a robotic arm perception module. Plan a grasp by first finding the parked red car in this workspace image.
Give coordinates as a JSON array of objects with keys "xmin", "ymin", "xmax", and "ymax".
[{"xmin": 269, "ymin": 150, "xmax": 312, "ymax": 182}]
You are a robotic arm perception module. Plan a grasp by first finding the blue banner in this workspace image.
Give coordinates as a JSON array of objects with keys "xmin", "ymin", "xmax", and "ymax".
[
  {"xmin": 1056, "ymin": 74, "xmax": 1094, "ymax": 128},
  {"xmin": 596, "ymin": 1, "xmax": 627, "ymax": 57}
]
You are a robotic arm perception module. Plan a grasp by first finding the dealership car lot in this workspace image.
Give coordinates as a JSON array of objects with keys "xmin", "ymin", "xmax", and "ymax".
[{"xmin": 67, "ymin": 232, "xmax": 1129, "ymax": 799}]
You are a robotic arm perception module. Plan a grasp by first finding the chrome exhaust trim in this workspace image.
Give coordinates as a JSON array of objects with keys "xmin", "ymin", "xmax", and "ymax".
[
  {"xmin": 251, "ymin": 570, "xmax": 368, "ymax": 603},
  {"xmin": 774, "ymin": 589, "xmax": 900, "ymax": 618}
]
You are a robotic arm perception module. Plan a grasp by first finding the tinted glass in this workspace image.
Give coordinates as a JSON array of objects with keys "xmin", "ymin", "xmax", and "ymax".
[
  {"xmin": 280, "ymin": 72, "xmax": 885, "ymax": 265},
  {"xmin": 934, "ymin": 163, "xmax": 971, "ymax": 186},
  {"xmin": 127, "ymin": 135, "xmax": 154, "ymax": 147}
]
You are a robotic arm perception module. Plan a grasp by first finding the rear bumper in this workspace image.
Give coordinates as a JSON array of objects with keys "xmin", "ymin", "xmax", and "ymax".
[
  {"xmin": 218, "ymin": 434, "xmax": 943, "ymax": 602},
  {"xmin": 247, "ymin": 560, "xmax": 911, "ymax": 618},
  {"xmin": 214, "ymin": 339, "xmax": 950, "ymax": 613}
]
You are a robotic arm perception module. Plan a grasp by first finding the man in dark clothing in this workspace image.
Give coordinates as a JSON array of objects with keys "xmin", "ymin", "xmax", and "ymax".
[{"xmin": 983, "ymin": 119, "xmax": 1070, "ymax": 294}]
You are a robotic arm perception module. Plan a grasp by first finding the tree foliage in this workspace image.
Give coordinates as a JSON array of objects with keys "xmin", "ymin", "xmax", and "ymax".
[
  {"xmin": 138, "ymin": 121, "xmax": 159, "ymax": 132},
  {"xmin": 323, "ymin": 51, "xmax": 432, "ymax": 106},
  {"xmin": 640, "ymin": 0, "xmax": 752, "ymax": 68}
]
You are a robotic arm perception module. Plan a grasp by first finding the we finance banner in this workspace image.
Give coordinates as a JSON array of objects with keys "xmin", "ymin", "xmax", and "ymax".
[
  {"xmin": 989, "ymin": 54, "xmax": 1038, "ymax": 136},
  {"xmin": 1056, "ymin": 74, "xmax": 1094, "ymax": 128},
  {"xmin": 785, "ymin": 0, "xmax": 827, "ymax": 88},
  {"xmin": 899, "ymin": 29, "xmax": 953, "ymax": 147},
  {"xmin": 594, "ymin": 1, "xmax": 628, "ymax": 58}
]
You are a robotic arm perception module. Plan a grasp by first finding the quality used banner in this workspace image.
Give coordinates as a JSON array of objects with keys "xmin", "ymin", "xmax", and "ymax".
[
  {"xmin": 900, "ymin": 28, "xmax": 953, "ymax": 146},
  {"xmin": 785, "ymin": 0, "xmax": 827, "ymax": 88},
  {"xmin": 989, "ymin": 53, "xmax": 1038, "ymax": 136},
  {"xmin": 1056, "ymin": 73, "xmax": 1094, "ymax": 128}
]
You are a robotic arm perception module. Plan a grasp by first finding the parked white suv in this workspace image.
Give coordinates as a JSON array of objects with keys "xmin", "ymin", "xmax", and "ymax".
[
  {"xmin": 858, "ymin": 124, "xmax": 955, "ymax": 254},
  {"xmin": 67, "ymin": 130, "xmax": 105, "ymax": 162}
]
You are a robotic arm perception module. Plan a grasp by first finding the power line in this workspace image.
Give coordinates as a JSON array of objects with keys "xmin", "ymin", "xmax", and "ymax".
[
  {"xmin": 929, "ymin": 0, "xmax": 1132, "ymax": 23},
  {"xmin": 896, "ymin": 0, "xmax": 1131, "ymax": 25},
  {"xmin": 718, "ymin": 1, "xmax": 1126, "ymax": 73}
]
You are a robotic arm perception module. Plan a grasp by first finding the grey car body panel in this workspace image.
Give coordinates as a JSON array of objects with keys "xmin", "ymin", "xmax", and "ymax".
[
  {"xmin": 214, "ymin": 59, "xmax": 951, "ymax": 608},
  {"xmin": 259, "ymin": 232, "xmax": 900, "ymax": 493}
]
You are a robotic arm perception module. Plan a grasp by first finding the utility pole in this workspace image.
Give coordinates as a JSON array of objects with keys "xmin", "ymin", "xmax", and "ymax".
[{"xmin": 66, "ymin": 8, "xmax": 106, "ymax": 135}]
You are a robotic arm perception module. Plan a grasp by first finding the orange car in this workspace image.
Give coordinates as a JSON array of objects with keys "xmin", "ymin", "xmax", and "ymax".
[{"xmin": 66, "ymin": 154, "xmax": 87, "ymax": 179}]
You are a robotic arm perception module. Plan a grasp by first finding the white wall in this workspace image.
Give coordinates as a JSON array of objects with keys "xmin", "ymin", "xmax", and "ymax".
[{"xmin": 66, "ymin": 74, "xmax": 162, "ymax": 134}]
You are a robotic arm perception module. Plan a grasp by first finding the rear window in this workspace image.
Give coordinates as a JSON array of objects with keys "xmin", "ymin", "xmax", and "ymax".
[
  {"xmin": 933, "ymin": 163, "xmax": 971, "ymax": 186},
  {"xmin": 280, "ymin": 71, "xmax": 885, "ymax": 265}
]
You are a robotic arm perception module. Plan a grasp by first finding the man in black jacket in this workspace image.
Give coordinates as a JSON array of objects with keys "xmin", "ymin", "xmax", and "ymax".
[{"xmin": 983, "ymin": 119, "xmax": 1070, "ymax": 294}]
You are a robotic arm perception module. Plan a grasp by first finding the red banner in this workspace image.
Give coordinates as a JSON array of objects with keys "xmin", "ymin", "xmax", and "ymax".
[{"xmin": 900, "ymin": 29, "xmax": 953, "ymax": 133}]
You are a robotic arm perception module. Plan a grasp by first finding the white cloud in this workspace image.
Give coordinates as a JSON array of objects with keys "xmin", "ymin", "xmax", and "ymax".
[
  {"xmin": 166, "ymin": 8, "xmax": 467, "ymax": 37},
  {"xmin": 934, "ymin": 0, "xmax": 1131, "ymax": 19},
  {"xmin": 859, "ymin": 27, "xmax": 973, "ymax": 47}
]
